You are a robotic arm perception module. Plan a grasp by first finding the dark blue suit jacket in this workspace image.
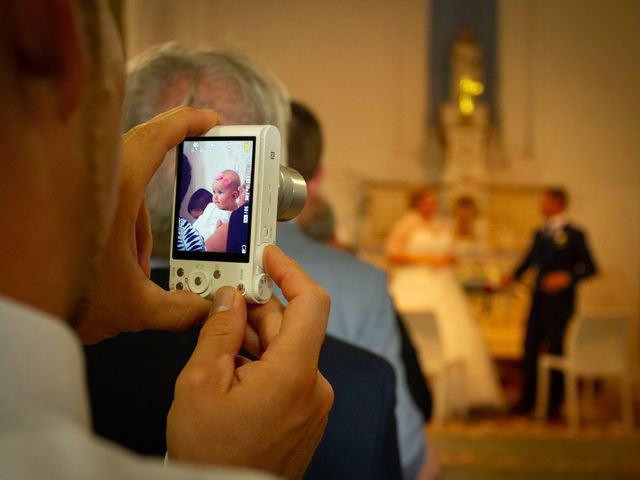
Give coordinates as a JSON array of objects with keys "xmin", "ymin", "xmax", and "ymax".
[
  {"xmin": 84, "ymin": 267, "xmax": 402, "ymax": 479},
  {"xmin": 514, "ymin": 223, "xmax": 597, "ymax": 312}
]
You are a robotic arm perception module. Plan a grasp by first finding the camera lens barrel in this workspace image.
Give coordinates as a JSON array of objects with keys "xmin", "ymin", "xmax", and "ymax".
[{"xmin": 277, "ymin": 166, "xmax": 307, "ymax": 221}]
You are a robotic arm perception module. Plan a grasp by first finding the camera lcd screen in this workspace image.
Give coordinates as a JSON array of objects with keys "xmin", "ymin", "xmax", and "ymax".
[{"xmin": 172, "ymin": 137, "xmax": 255, "ymax": 263}]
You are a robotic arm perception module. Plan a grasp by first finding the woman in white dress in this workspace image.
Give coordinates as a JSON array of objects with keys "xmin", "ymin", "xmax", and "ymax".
[{"xmin": 386, "ymin": 188, "xmax": 504, "ymax": 415}]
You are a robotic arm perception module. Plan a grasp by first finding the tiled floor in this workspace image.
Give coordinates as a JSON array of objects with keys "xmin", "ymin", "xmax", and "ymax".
[
  {"xmin": 427, "ymin": 391, "xmax": 640, "ymax": 479},
  {"xmin": 430, "ymin": 424, "xmax": 640, "ymax": 479}
]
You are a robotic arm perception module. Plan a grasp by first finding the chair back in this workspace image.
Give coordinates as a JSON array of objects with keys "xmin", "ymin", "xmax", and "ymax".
[{"xmin": 565, "ymin": 310, "xmax": 630, "ymax": 375}]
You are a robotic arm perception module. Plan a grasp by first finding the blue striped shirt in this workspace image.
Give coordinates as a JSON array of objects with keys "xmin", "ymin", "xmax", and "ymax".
[{"xmin": 177, "ymin": 217, "xmax": 205, "ymax": 252}]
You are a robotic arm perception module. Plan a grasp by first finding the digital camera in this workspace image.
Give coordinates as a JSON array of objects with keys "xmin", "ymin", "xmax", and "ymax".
[{"xmin": 169, "ymin": 125, "xmax": 306, "ymax": 303}]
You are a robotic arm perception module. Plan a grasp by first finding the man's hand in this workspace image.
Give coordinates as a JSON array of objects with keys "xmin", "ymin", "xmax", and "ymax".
[
  {"xmin": 167, "ymin": 246, "xmax": 334, "ymax": 479},
  {"xmin": 76, "ymin": 106, "xmax": 218, "ymax": 344},
  {"xmin": 541, "ymin": 270, "xmax": 571, "ymax": 293}
]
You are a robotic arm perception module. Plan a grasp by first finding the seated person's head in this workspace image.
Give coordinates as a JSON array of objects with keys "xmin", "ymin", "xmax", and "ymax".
[
  {"xmin": 188, "ymin": 188, "xmax": 213, "ymax": 219},
  {"xmin": 288, "ymin": 101, "xmax": 323, "ymax": 198},
  {"xmin": 212, "ymin": 169, "xmax": 241, "ymax": 211},
  {"xmin": 453, "ymin": 195, "xmax": 478, "ymax": 238},
  {"xmin": 124, "ymin": 42, "xmax": 290, "ymax": 259},
  {"xmin": 296, "ymin": 194, "xmax": 336, "ymax": 244}
]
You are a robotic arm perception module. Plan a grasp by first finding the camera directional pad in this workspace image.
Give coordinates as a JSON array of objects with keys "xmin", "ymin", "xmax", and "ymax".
[{"xmin": 188, "ymin": 270, "xmax": 210, "ymax": 295}]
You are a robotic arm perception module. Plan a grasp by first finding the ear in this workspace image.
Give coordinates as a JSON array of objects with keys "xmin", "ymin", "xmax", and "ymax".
[
  {"xmin": 8, "ymin": 0, "xmax": 89, "ymax": 118},
  {"xmin": 307, "ymin": 168, "xmax": 324, "ymax": 199}
]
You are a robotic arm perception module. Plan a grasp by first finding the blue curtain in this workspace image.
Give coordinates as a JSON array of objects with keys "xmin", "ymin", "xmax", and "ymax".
[{"xmin": 428, "ymin": 0, "xmax": 497, "ymax": 123}]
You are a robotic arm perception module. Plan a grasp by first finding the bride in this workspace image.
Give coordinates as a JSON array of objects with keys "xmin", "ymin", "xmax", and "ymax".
[{"xmin": 386, "ymin": 187, "xmax": 504, "ymax": 415}]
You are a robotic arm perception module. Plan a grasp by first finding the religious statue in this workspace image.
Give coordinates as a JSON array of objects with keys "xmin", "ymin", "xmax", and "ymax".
[
  {"xmin": 439, "ymin": 24, "xmax": 490, "ymax": 184},
  {"xmin": 450, "ymin": 24, "xmax": 484, "ymax": 94}
]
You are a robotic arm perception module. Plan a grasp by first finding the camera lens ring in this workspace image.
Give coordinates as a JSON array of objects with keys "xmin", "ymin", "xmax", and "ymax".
[{"xmin": 277, "ymin": 166, "xmax": 307, "ymax": 221}]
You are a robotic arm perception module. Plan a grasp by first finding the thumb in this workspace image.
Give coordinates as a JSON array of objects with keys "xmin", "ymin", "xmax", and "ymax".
[
  {"xmin": 182, "ymin": 287, "xmax": 247, "ymax": 394},
  {"xmin": 138, "ymin": 280, "xmax": 211, "ymax": 332}
]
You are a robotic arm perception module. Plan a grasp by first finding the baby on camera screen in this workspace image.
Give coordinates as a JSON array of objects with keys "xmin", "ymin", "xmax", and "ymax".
[{"xmin": 175, "ymin": 138, "xmax": 254, "ymax": 258}]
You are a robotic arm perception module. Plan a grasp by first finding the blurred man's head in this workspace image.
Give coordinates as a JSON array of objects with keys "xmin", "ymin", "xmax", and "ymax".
[
  {"xmin": 541, "ymin": 187, "xmax": 568, "ymax": 218},
  {"xmin": 124, "ymin": 42, "xmax": 289, "ymax": 258},
  {"xmin": 287, "ymin": 101, "xmax": 324, "ymax": 199},
  {"xmin": 296, "ymin": 195, "xmax": 336, "ymax": 244},
  {"xmin": 1, "ymin": 0, "xmax": 125, "ymax": 321},
  {"xmin": 124, "ymin": 43, "xmax": 289, "ymax": 136},
  {"xmin": 123, "ymin": 42, "xmax": 199, "ymax": 132},
  {"xmin": 190, "ymin": 49, "xmax": 289, "ymax": 135}
]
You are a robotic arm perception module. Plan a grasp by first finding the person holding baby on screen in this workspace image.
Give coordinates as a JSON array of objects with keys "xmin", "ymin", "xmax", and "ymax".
[
  {"xmin": 192, "ymin": 169, "xmax": 243, "ymax": 246},
  {"xmin": 178, "ymin": 138, "xmax": 252, "ymax": 253}
]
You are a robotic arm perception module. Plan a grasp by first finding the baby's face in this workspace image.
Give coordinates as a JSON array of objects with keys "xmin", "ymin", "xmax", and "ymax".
[{"xmin": 213, "ymin": 179, "xmax": 239, "ymax": 211}]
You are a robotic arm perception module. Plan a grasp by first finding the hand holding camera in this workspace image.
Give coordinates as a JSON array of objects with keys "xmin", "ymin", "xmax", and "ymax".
[
  {"xmin": 168, "ymin": 245, "xmax": 333, "ymax": 478},
  {"xmin": 76, "ymin": 106, "xmax": 330, "ymax": 477},
  {"xmin": 77, "ymin": 106, "xmax": 218, "ymax": 344}
]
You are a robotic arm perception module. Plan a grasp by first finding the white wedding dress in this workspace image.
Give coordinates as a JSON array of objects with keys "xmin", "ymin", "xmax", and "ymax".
[{"xmin": 389, "ymin": 218, "xmax": 504, "ymax": 414}]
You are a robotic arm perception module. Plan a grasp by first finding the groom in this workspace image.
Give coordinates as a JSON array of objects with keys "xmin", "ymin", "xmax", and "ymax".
[{"xmin": 511, "ymin": 187, "xmax": 597, "ymax": 417}]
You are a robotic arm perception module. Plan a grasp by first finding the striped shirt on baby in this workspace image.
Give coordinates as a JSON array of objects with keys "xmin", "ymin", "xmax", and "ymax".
[{"xmin": 177, "ymin": 217, "xmax": 205, "ymax": 252}]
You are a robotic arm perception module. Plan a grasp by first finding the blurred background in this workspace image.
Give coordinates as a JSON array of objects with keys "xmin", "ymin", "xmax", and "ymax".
[{"xmin": 111, "ymin": 0, "xmax": 640, "ymax": 477}]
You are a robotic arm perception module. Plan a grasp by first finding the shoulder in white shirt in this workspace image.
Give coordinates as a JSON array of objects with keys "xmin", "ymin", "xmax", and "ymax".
[{"xmin": 0, "ymin": 295, "xmax": 271, "ymax": 480}]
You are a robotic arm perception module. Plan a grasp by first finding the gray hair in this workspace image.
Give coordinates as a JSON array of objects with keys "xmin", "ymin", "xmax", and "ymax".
[
  {"xmin": 124, "ymin": 42, "xmax": 290, "ymax": 259},
  {"xmin": 190, "ymin": 48, "xmax": 290, "ymax": 145},
  {"xmin": 123, "ymin": 42, "xmax": 200, "ymax": 131}
]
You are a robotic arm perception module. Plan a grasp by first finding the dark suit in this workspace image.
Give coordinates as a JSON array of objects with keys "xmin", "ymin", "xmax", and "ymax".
[
  {"xmin": 513, "ymin": 222, "xmax": 597, "ymax": 411},
  {"xmin": 84, "ymin": 266, "xmax": 403, "ymax": 479},
  {"xmin": 227, "ymin": 205, "xmax": 248, "ymax": 253}
]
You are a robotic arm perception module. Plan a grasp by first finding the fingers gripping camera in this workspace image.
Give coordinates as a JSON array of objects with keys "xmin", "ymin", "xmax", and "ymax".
[{"xmin": 170, "ymin": 125, "xmax": 306, "ymax": 303}]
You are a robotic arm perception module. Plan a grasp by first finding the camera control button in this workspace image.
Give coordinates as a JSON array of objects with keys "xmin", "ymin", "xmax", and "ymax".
[
  {"xmin": 213, "ymin": 269, "xmax": 221, "ymax": 279},
  {"xmin": 176, "ymin": 268, "xmax": 184, "ymax": 277},
  {"xmin": 176, "ymin": 282, "xmax": 184, "ymax": 290},
  {"xmin": 255, "ymin": 243, "xmax": 269, "ymax": 270},
  {"xmin": 255, "ymin": 274, "xmax": 273, "ymax": 302},
  {"xmin": 188, "ymin": 271, "xmax": 209, "ymax": 294},
  {"xmin": 237, "ymin": 283, "xmax": 246, "ymax": 295}
]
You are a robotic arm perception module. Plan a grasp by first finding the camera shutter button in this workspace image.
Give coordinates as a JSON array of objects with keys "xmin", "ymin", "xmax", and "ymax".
[{"xmin": 255, "ymin": 243, "xmax": 270, "ymax": 270}]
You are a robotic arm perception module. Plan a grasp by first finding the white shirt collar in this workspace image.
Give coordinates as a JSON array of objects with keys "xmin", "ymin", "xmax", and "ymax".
[{"xmin": 0, "ymin": 295, "xmax": 90, "ymax": 430}]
